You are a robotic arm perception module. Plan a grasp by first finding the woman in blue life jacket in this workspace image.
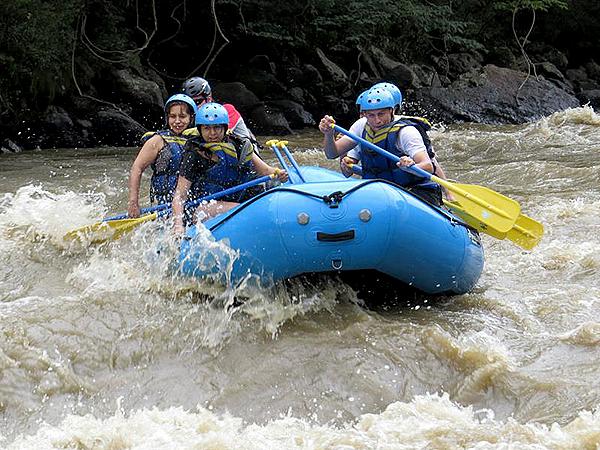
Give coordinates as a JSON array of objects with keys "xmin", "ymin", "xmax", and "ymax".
[
  {"xmin": 172, "ymin": 102, "xmax": 288, "ymax": 235},
  {"xmin": 319, "ymin": 87, "xmax": 443, "ymax": 206},
  {"xmin": 127, "ymin": 94, "xmax": 197, "ymax": 218}
]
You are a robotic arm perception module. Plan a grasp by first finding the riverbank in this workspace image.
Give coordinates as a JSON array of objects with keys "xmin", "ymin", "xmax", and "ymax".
[
  {"xmin": 2, "ymin": 51, "xmax": 598, "ymax": 154},
  {"xmin": 1, "ymin": 0, "xmax": 599, "ymax": 152}
]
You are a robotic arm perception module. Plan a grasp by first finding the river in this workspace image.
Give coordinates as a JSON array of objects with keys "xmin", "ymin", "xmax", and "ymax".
[{"xmin": 1, "ymin": 106, "xmax": 599, "ymax": 449}]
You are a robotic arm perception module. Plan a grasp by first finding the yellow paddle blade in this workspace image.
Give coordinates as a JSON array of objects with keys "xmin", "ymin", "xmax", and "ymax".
[
  {"xmin": 436, "ymin": 177, "xmax": 520, "ymax": 233},
  {"xmin": 444, "ymin": 200, "xmax": 544, "ymax": 250},
  {"xmin": 64, "ymin": 213, "xmax": 158, "ymax": 244},
  {"xmin": 505, "ymin": 213, "xmax": 544, "ymax": 250},
  {"xmin": 444, "ymin": 199, "xmax": 505, "ymax": 239}
]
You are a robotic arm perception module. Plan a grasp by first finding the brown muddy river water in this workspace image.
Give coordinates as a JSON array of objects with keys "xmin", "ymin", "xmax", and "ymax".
[{"xmin": 1, "ymin": 107, "xmax": 599, "ymax": 448}]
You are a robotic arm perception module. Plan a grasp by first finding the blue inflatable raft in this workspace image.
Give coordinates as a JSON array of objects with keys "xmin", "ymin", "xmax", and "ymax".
[{"xmin": 178, "ymin": 166, "xmax": 484, "ymax": 295}]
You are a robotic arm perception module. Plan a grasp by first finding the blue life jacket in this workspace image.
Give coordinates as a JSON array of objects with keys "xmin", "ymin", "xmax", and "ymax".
[
  {"xmin": 360, "ymin": 116, "xmax": 438, "ymax": 188},
  {"xmin": 191, "ymin": 137, "xmax": 260, "ymax": 202},
  {"xmin": 141, "ymin": 130, "xmax": 188, "ymax": 203}
]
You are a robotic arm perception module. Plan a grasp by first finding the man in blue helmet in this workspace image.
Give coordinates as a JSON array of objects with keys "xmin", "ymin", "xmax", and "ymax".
[
  {"xmin": 172, "ymin": 102, "xmax": 287, "ymax": 234},
  {"xmin": 319, "ymin": 86, "xmax": 445, "ymax": 206},
  {"xmin": 127, "ymin": 93, "xmax": 197, "ymax": 218},
  {"xmin": 341, "ymin": 82, "xmax": 449, "ymax": 179}
]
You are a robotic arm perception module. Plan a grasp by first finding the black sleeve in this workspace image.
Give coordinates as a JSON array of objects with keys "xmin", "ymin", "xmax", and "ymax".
[{"xmin": 179, "ymin": 150, "xmax": 211, "ymax": 182}]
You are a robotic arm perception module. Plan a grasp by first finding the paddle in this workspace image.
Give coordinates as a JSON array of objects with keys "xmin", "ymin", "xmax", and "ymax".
[
  {"xmin": 332, "ymin": 123, "xmax": 521, "ymax": 234},
  {"xmin": 277, "ymin": 141, "xmax": 306, "ymax": 183},
  {"xmin": 444, "ymin": 199, "xmax": 543, "ymax": 250},
  {"xmin": 105, "ymin": 202, "xmax": 170, "ymax": 221},
  {"xmin": 506, "ymin": 213, "xmax": 544, "ymax": 250},
  {"xmin": 347, "ymin": 140, "xmax": 543, "ymax": 249},
  {"xmin": 266, "ymin": 139, "xmax": 293, "ymax": 184},
  {"xmin": 63, "ymin": 210, "xmax": 167, "ymax": 244},
  {"xmin": 64, "ymin": 174, "xmax": 276, "ymax": 244},
  {"xmin": 348, "ymin": 163, "xmax": 362, "ymax": 176}
]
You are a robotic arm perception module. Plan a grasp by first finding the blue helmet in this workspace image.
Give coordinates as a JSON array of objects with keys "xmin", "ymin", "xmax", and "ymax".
[
  {"xmin": 356, "ymin": 90, "xmax": 369, "ymax": 106},
  {"xmin": 196, "ymin": 102, "xmax": 229, "ymax": 127},
  {"xmin": 164, "ymin": 94, "xmax": 197, "ymax": 129},
  {"xmin": 355, "ymin": 90, "xmax": 369, "ymax": 111},
  {"xmin": 372, "ymin": 82, "xmax": 403, "ymax": 108},
  {"xmin": 165, "ymin": 94, "xmax": 198, "ymax": 118},
  {"xmin": 359, "ymin": 88, "xmax": 396, "ymax": 111}
]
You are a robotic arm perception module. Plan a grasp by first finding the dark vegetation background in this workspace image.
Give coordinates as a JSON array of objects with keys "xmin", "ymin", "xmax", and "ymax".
[{"xmin": 1, "ymin": 0, "xmax": 599, "ymax": 150}]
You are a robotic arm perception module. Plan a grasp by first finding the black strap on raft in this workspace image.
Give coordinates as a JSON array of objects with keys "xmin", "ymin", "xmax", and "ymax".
[
  {"xmin": 207, "ymin": 178, "xmax": 474, "ymax": 233},
  {"xmin": 208, "ymin": 183, "xmax": 376, "ymax": 231}
]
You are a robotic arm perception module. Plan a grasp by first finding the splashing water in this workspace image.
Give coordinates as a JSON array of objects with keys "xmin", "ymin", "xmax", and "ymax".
[{"xmin": 1, "ymin": 107, "xmax": 600, "ymax": 447}]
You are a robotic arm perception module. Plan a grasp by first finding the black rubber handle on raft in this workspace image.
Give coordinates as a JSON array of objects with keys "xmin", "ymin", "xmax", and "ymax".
[{"xmin": 316, "ymin": 230, "xmax": 355, "ymax": 242}]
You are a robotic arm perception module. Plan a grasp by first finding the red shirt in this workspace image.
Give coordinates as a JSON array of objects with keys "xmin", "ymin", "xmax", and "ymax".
[{"xmin": 223, "ymin": 103, "xmax": 242, "ymax": 130}]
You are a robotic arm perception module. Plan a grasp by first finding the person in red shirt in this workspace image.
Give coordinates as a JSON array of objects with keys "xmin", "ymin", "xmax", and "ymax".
[{"xmin": 181, "ymin": 77, "xmax": 257, "ymax": 144}]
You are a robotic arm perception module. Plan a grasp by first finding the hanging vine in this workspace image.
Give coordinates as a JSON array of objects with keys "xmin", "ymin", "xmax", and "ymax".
[
  {"xmin": 512, "ymin": 5, "xmax": 539, "ymax": 91},
  {"xmin": 79, "ymin": 0, "xmax": 158, "ymax": 64},
  {"xmin": 185, "ymin": 0, "xmax": 230, "ymax": 78}
]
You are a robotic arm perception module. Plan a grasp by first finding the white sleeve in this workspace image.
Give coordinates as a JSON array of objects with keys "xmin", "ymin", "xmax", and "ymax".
[
  {"xmin": 397, "ymin": 126, "xmax": 428, "ymax": 159},
  {"xmin": 347, "ymin": 146, "xmax": 360, "ymax": 159},
  {"xmin": 231, "ymin": 118, "xmax": 252, "ymax": 140},
  {"xmin": 349, "ymin": 117, "xmax": 367, "ymax": 134}
]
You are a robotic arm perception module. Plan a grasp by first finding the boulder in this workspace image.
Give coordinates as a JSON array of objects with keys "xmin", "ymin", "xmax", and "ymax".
[
  {"xmin": 288, "ymin": 86, "xmax": 306, "ymax": 104},
  {"xmin": 236, "ymin": 68, "xmax": 288, "ymax": 100},
  {"xmin": 138, "ymin": 67, "xmax": 168, "ymax": 98},
  {"xmin": 248, "ymin": 54, "xmax": 276, "ymax": 75},
  {"xmin": 110, "ymin": 68, "xmax": 164, "ymax": 129},
  {"xmin": 280, "ymin": 51, "xmax": 301, "ymax": 68},
  {"xmin": 302, "ymin": 91, "xmax": 319, "ymax": 116},
  {"xmin": 75, "ymin": 119, "xmax": 93, "ymax": 143},
  {"xmin": 382, "ymin": 63, "xmax": 420, "ymax": 91},
  {"xmin": 412, "ymin": 64, "xmax": 580, "ymax": 124},
  {"xmin": 528, "ymin": 43, "xmax": 569, "ymax": 71},
  {"xmin": 212, "ymin": 82, "xmax": 261, "ymax": 110},
  {"xmin": 356, "ymin": 46, "xmax": 382, "ymax": 79},
  {"xmin": 577, "ymin": 89, "xmax": 600, "ymax": 110},
  {"xmin": 585, "ymin": 60, "xmax": 600, "ymax": 81},
  {"xmin": 544, "ymin": 49, "xmax": 569, "ymax": 72},
  {"xmin": 487, "ymin": 46, "xmax": 520, "ymax": 71},
  {"xmin": 283, "ymin": 67, "xmax": 305, "ymax": 87},
  {"xmin": 32, "ymin": 106, "xmax": 85, "ymax": 149},
  {"xmin": 535, "ymin": 61, "xmax": 567, "ymax": 82},
  {"xmin": 300, "ymin": 64, "xmax": 324, "ymax": 88},
  {"xmin": 315, "ymin": 48, "xmax": 349, "ymax": 85},
  {"xmin": 267, "ymin": 100, "xmax": 315, "ymax": 128},
  {"xmin": 409, "ymin": 64, "xmax": 442, "ymax": 88},
  {"xmin": 320, "ymin": 95, "xmax": 351, "ymax": 119},
  {"xmin": 579, "ymin": 80, "xmax": 600, "ymax": 91},
  {"xmin": 1, "ymin": 138, "xmax": 22, "ymax": 153},
  {"xmin": 534, "ymin": 62, "xmax": 574, "ymax": 93},
  {"xmin": 566, "ymin": 64, "xmax": 600, "ymax": 91},
  {"xmin": 246, "ymin": 104, "xmax": 292, "ymax": 135},
  {"xmin": 92, "ymin": 108, "xmax": 147, "ymax": 146},
  {"xmin": 566, "ymin": 67, "xmax": 588, "ymax": 91},
  {"xmin": 367, "ymin": 46, "xmax": 402, "ymax": 73},
  {"xmin": 444, "ymin": 52, "xmax": 483, "ymax": 79}
]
